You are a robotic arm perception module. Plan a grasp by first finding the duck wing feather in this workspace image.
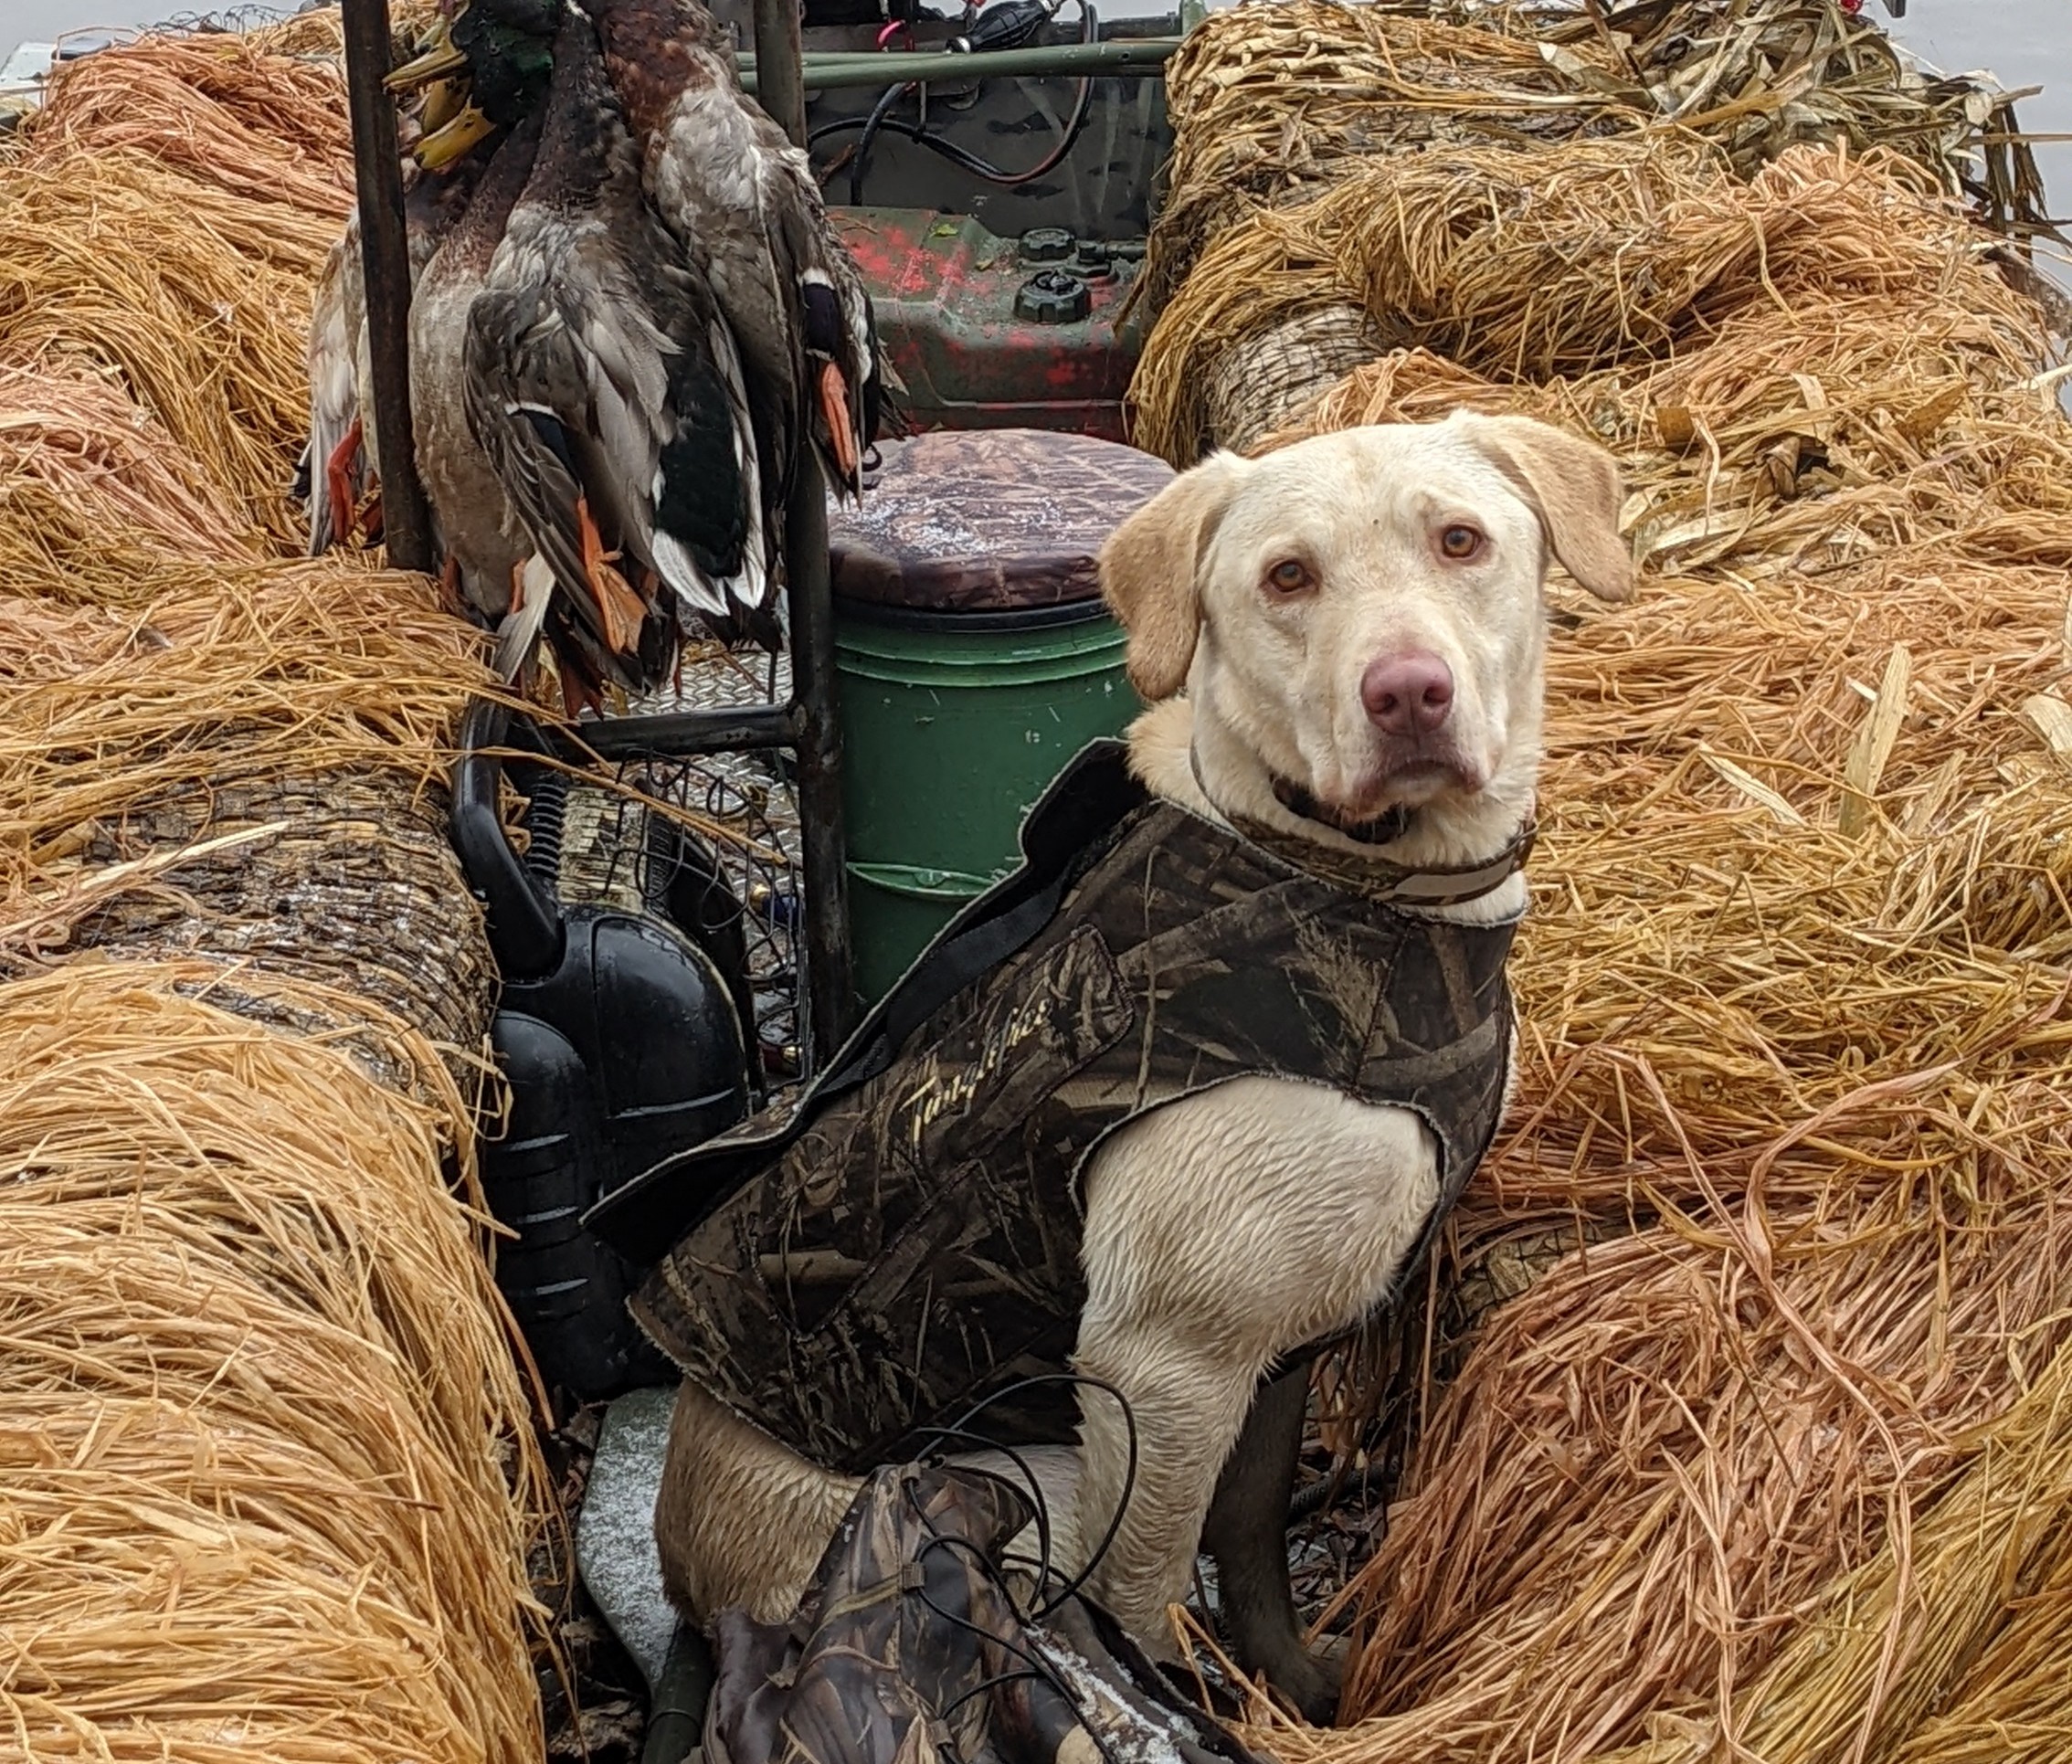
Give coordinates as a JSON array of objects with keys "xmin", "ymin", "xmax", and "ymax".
[
  {"xmin": 466, "ymin": 211, "xmax": 767, "ymax": 674},
  {"xmin": 304, "ymin": 226, "xmax": 359, "ymax": 554}
]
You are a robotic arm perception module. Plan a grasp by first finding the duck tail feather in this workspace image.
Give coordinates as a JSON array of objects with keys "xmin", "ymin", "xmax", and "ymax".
[
  {"xmin": 649, "ymin": 530, "xmax": 733, "ymax": 622},
  {"xmin": 492, "ymin": 555, "xmax": 556, "ymax": 680}
]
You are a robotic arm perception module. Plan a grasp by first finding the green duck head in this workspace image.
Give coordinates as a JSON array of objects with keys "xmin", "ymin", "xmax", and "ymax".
[{"xmin": 388, "ymin": 0, "xmax": 563, "ymax": 168}]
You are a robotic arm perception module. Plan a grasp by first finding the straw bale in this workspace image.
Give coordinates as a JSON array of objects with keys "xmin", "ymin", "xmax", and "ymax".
[
  {"xmin": 25, "ymin": 33, "xmax": 354, "ymax": 218},
  {"xmin": 1257, "ymin": 1176, "xmax": 2072, "ymax": 1764},
  {"xmin": 243, "ymin": 0, "xmax": 446, "ymax": 63},
  {"xmin": 1138, "ymin": 0, "xmax": 2039, "ymax": 325},
  {"xmin": 1135, "ymin": 137, "xmax": 2046, "ymax": 465},
  {"xmin": 0, "ymin": 111, "xmax": 348, "ymax": 542},
  {"xmin": 0, "ymin": 565, "xmax": 499, "ymax": 1067},
  {"xmin": 1140, "ymin": 1, "xmax": 1636, "ymax": 316},
  {"xmin": 0, "ymin": 961, "xmax": 548, "ymax": 1763},
  {"xmin": 0, "ymin": 358, "xmax": 264, "ymax": 570}
]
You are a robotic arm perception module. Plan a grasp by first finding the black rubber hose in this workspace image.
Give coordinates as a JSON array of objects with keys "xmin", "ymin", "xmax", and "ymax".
[
  {"xmin": 830, "ymin": 1, "xmax": 1098, "ymax": 200},
  {"xmin": 847, "ymin": 77, "xmax": 910, "ymax": 206}
]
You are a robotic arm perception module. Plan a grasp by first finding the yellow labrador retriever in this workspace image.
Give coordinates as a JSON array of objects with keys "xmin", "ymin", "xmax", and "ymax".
[{"xmin": 653, "ymin": 412, "xmax": 1632, "ymax": 1716}]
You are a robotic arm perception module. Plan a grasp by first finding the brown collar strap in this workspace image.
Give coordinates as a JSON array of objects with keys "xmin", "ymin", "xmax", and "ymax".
[
  {"xmin": 1270, "ymin": 773, "xmax": 1414, "ymax": 846},
  {"xmin": 1190, "ymin": 747, "xmax": 1535, "ymax": 907}
]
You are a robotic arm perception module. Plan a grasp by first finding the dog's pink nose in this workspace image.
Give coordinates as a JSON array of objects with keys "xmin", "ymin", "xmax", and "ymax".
[{"xmin": 1361, "ymin": 651, "xmax": 1454, "ymax": 735}]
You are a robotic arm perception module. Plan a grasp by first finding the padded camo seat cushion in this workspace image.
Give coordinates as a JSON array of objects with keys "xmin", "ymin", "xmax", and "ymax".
[{"xmin": 829, "ymin": 429, "xmax": 1176, "ymax": 612}]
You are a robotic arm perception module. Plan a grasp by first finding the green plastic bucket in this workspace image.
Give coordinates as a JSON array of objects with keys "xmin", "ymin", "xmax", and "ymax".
[{"xmin": 834, "ymin": 597, "xmax": 1136, "ymax": 1004}]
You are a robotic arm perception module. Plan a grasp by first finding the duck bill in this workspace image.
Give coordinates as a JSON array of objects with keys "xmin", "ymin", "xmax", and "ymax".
[
  {"xmin": 386, "ymin": 36, "xmax": 467, "ymax": 92},
  {"xmin": 414, "ymin": 103, "xmax": 495, "ymax": 170},
  {"xmin": 418, "ymin": 76, "xmax": 466, "ymax": 132}
]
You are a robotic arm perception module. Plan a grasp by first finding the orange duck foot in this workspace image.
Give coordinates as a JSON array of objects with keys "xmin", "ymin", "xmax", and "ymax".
[
  {"xmin": 323, "ymin": 417, "xmax": 363, "ymax": 544},
  {"xmin": 576, "ymin": 493, "xmax": 649, "ymax": 658},
  {"xmin": 818, "ymin": 360, "xmax": 859, "ymax": 481}
]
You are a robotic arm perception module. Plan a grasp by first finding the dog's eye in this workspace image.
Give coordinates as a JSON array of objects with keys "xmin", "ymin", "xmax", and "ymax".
[
  {"xmin": 1438, "ymin": 524, "xmax": 1485, "ymax": 562},
  {"xmin": 1265, "ymin": 559, "xmax": 1312, "ymax": 596}
]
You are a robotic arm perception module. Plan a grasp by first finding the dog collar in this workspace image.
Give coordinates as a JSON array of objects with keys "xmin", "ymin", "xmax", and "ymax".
[
  {"xmin": 1189, "ymin": 745, "xmax": 1535, "ymax": 907},
  {"xmin": 1269, "ymin": 773, "xmax": 1414, "ymax": 846}
]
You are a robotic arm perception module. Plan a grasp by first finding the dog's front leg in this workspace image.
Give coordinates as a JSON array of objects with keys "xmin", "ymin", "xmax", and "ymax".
[
  {"xmin": 1200, "ymin": 1360, "xmax": 1345, "ymax": 1721},
  {"xmin": 1066, "ymin": 1309, "xmax": 1264, "ymax": 1647}
]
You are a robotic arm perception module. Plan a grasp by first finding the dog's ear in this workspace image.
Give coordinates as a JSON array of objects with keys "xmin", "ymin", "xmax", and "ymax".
[
  {"xmin": 1099, "ymin": 452, "xmax": 1249, "ymax": 701},
  {"xmin": 1454, "ymin": 413, "xmax": 1635, "ymax": 604}
]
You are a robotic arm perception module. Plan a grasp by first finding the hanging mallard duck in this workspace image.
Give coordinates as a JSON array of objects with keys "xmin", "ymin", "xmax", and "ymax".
[
  {"xmin": 408, "ymin": 111, "xmax": 544, "ymax": 629},
  {"xmin": 301, "ymin": 155, "xmax": 493, "ymax": 554},
  {"xmin": 461, "ymin": 5, "xmax": 768, "ymax": 706},
  {"xmin": 300, "ymin": 1, "xmax": 558, "ymax": 556},
  {"xmin": 590, "ymin": 0, "xmax": 880, "ymax": 510},
  {"xmin": 379, "ymin": 0, "xmax": 882, "ymax": 660}
]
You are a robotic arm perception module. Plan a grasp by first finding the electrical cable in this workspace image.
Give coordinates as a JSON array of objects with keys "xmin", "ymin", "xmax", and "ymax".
[
  {"xmin": 910, "ymin": 1370, "xmax": 1141, "ymax": 1621},
  {"xmin": 830, "ymin": 0, "xmax": 1098, "ymax": 203},
  {"xmin": 848, "ymin": 77, "xmax": 911, "ymax": 205}
]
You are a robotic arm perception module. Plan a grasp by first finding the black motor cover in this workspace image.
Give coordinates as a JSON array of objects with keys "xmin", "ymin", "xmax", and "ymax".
[
  {"xmin": 490, "ymin": 907, "xmax": 750, "ymax": 1395},
  {"xmin": 451, "ymin": 703, "xmax": 754, "ymax": 1402}
]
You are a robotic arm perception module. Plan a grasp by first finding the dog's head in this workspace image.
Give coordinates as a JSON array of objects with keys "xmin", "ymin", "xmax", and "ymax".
[{"xmin": 1100, "ymin": 414, "xmax": 1633, "ymax": 829}]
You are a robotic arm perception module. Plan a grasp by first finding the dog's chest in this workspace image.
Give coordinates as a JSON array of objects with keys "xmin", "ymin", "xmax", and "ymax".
[{"xmin": 634, "ymin": 760, "xmax": 1517, "ymax": 1471}]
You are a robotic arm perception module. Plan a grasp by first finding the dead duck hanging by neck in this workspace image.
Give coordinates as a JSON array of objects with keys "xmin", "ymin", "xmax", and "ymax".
[
  {"xmin": 461, "ymin": 4, "xmax": 767, "ymax": 705},
  {"xmin": 409, "ymin": 111, "xmax": 544, "ymax": 629},
  {"xmin": 588, "ymin": 0, "xmax": 880, "ymax": 524},
  {"xmin": 301, "ymin": 144, "xmax": 492, "ymax": 555},
  {"xmin": 302, "ymin": 0, "xmax": 560, "ymax": 556}
]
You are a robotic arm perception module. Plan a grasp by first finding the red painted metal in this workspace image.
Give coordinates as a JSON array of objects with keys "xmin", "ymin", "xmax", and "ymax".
[{"xmin": 831, "ymin": 208, "xmax": 1145, "ymax": 441}]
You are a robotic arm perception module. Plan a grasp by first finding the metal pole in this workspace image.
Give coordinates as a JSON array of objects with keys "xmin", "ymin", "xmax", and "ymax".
[
  {"xmin": 735, "ymin": 37, "xmax": 1180, "ymax": 93},
  {"xmin": 342, "ymin": 0, "xmax": 435, "ymax": 574},
  {"xmin": 786, "ymin": 455, "xmax": 857, "ymax": 1066},
  {"xmin": 750, "ymin": 0, "xmax": 808, "ymax": 146},
  {"xmin": 749, "ymin": 0, "xmax": 854, "ymax": 1062}
]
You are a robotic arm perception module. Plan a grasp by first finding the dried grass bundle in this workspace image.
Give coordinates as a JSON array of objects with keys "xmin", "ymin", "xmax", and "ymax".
[
  {"xmin": 0, "ymin": 565, "xmax": 498, "ymax": 1044},
  {"xmin": 26, "ymin": 32, "xmax": 354, "ymax": 218},
  {"xmin": 243, "ymin": 0, "xmax": 446, "ymax": 63},
  {"xmin": 1134, "ymin": 138, "xmax": 2041, "ymax": 464},
  {"xmin": 0, "ymin": 149, "xmax": 342, "ymax": 543},
  {"xmin": 0, "ymin": 358, "xmax": 264, "ymax": 569},
  {"xmin": 0, "ymin": 596, "xmax": 143, "ymax": 682},
  {"xmin": 0, "ymin": 961, "xmax": 549, "ymax": 1763},
  {"xmin": 1259, "ymin": 1183, "xmax": 2072, "ymax": 1764},
  {"xmin": 1139, "ymin": 1, "xmax": 1634, "ymax": 316},
  {"xmin": 1731, "ymin": 1344, "xmax": 2072, "ymax": 1764},
  {"xmin": 0, "ymin": 565, "xmax": 482, "ymax": 785},
  {"xmin": 0, "ymin": 30, "xmax": 554, "ymax": 1752},
  {"xmin": 1139, "ymin": 0, "xmax": 2040, "ymax": 326}
]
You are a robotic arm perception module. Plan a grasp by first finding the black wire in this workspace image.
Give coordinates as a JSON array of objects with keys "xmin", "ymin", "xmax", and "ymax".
[
  {"xmin": 888, "ymin": 1385, "xmax": 1147, "ymax": 1764},
  {"xmin": 909, "ymin": 1424, "xmax": 1059, "ymax": 1593},
  {"xmin": 909, "ymin": 1526, "xmax": 1127, "ymax": 1764},
  {"xmin": 907, "ymin": 1371, "xmax": 1141, "ymax": 1621},
  {"xmin": 1031, "ymin": 1374, "xmax": 1135, "ymax": 1620},
  {"xmin": 901, "ymin": 1479, "xmax": 1094, "ymax": 1738},
  {"xmin": 848, "ymin": 77, "xmax": 910, "ymax": 206},
  {"xmin": 829, "ymin": 1, "xmax": 1099, "ymax": 201},
  {"xmin": 911, "ymin": 1529, "xmax": 1057, "ymax": 1677},
  {"xmin": 938, "ymin": 1668, "xmax": 1051, "ymax": 1723}
]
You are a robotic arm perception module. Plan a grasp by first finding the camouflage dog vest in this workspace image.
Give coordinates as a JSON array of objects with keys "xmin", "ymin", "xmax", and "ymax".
[{"xmin": 598, "ymin": 741, "xmax": 1521, "ymax": 1473}]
